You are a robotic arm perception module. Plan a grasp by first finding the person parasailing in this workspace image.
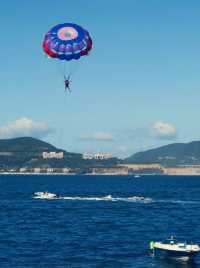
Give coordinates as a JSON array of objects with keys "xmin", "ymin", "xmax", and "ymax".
[
  {"xmin": 42, "ymin": 22, "xmax": 93, "ymax": 93},
  {"xmin": 64, "ymin": 75, "xmax": 71, "ymax": 92}
]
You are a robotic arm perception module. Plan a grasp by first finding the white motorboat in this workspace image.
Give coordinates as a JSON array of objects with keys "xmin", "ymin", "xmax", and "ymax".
[
  {"xmin": 150, "ymin": 236, "xmax": 200, "ymax": 261},
  {"xmin": 134, "ymin": 175, "xmax": 141, "ymax": 178},
  {"xmin": 34, "ymin": 192, "xmax": 57, "ymax": 199}
]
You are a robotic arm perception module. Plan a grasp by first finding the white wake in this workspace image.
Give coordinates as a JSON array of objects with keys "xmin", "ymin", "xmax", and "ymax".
[
  {"xmin": 61, "ymin": 195, "xmax": 152, "ymax": 203},
  {"xmin": 33, "ymin": 193, "xmax": 199, "ymax": 204}
]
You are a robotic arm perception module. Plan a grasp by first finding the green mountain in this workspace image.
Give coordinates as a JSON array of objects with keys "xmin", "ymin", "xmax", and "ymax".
[
  {"xmin": 0, "ymin": 137, "xmax": 119, "ymax": 170},
  {"xmin": 125, "ymin": 141, "xmax": 200, "ymax": 166},
  {"xmin": 0, "ymin": 137, "xmax": 57, "ymax": 152}
]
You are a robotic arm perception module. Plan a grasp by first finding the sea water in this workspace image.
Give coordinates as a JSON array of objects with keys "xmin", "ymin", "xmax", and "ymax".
[{"xmin": 0, "ymin": 175, "xmax": 200, "ymax": 268}]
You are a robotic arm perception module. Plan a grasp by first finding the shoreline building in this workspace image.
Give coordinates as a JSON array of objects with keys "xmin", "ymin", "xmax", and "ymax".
[
  {"xmin": 82, "ymin": 152, "xmax": 112, "ymax": 160},
  {"xmin": 42, "ymin": 151, "xmax": 64, "ymax": 159}
]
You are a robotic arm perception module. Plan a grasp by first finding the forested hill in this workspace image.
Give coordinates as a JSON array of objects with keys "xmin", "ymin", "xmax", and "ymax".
[
  {"xmin": 125, "ymin": 141, "xmax": 200, "ymax": 166},
  {"xmin": 0, "ymin": 137, "xmax": 58, "ymax": 152},
  {"xmin": 0, "ymin": 137, "xmax": 119, "ymax": 169}
]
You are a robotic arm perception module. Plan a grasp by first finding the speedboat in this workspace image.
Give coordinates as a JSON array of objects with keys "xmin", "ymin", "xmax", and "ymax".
[
  {"xmin": 104, "ymin": 195, "xmax": 112, "ymax": 199},
  {"xmin": 134, "ymin": 175, "xmax": 141, "ymax": 178},
  {"xmin": 150, "ymin": 236, "xmax": 200, "ymax": 261},
  {"xmin": 34, "ymin": 192, "xmax": 57, "ymax": 199}
]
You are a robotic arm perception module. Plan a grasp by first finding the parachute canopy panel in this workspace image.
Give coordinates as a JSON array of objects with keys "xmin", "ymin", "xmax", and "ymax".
[{"xmin": 43, "ymin": 23, "xmax": 92, "ymax": 61}]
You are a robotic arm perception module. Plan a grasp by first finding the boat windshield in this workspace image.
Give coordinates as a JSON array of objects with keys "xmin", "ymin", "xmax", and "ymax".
[{"xmin": 165, "ymin": 236, "xmax": 178, "ymax": 244}]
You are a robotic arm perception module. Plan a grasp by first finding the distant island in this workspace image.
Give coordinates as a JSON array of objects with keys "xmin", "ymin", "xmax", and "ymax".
[{"xmin": 0, "ymin": 137, "xmax": 200, "ymax": 175}]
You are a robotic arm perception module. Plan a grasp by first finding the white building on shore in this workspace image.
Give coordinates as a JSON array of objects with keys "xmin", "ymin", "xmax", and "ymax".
[
  {"xmin": 82, "ymin": 152, "xmax": 112, "ymax": 160},
  {"xmin": 42, "ymin": 151, "xmax": 64, "ymax": 159}
]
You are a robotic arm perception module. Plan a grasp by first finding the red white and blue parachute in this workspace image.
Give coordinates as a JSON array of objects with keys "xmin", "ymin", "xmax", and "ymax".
[{"xmin": 43, "ymin": 23, "xmax": 93, "ymax": 61}]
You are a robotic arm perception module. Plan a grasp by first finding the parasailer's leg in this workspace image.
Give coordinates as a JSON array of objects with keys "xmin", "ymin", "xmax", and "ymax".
[{"xmin": 64, "ymin": 85, "xmax": 71, "ymax": 93}]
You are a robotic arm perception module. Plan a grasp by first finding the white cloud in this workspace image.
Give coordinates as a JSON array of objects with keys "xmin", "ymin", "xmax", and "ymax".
[
  {"xmin": 152, "ymin": 121, "xmax": 177, "ymax": 140},
  {"xmin": 0, "ymin": 117, "xmax": 51, "ymax": 139},
  {"xmin": 79, "ymin": 132, "xmax": 114, "ymax": 142}
]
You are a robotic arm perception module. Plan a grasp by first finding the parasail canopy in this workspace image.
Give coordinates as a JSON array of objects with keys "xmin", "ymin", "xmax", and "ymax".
[{"xmin": 43, "ymin": 23, "xmax": 93, "ymax": 61}]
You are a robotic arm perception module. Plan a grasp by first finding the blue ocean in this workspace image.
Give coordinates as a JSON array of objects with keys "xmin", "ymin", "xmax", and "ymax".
[{"xmin": 1, "ymin": 175, "xmax": 200, "ymax": 268}]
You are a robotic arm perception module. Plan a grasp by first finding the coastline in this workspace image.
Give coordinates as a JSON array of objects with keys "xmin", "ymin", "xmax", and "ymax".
[{"xmin": 0, "ymin": 172, "xmax": 200, "ymax": 176}]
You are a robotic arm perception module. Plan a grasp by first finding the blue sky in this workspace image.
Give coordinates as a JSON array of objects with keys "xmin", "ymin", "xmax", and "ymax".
[{"xmin": 1, "ymin": 0, "xmax": 200, "ymax": 157}]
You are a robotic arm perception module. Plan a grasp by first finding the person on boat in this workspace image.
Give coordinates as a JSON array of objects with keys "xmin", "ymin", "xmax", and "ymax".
[{"xmin": 64, "ymin": 75, "xmax": 71, "ymax": 92}]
